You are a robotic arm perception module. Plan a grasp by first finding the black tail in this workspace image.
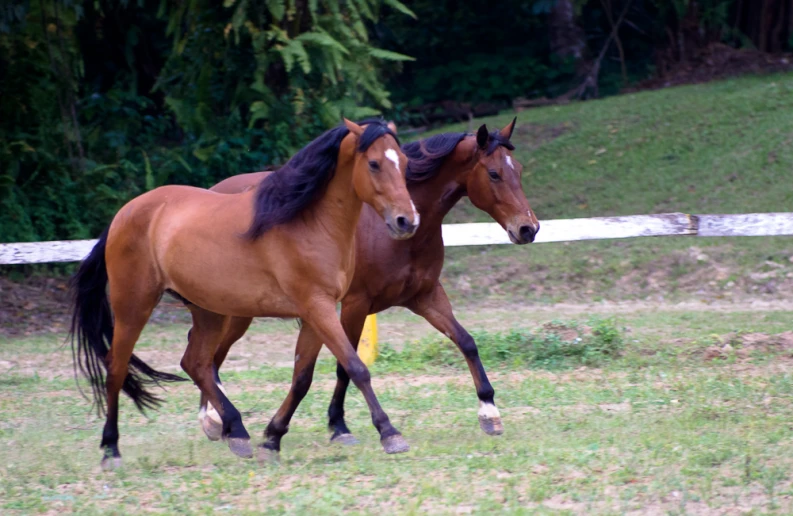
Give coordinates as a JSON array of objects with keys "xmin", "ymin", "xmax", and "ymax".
[{"xmin": 69, "ymin": 227, "xmax": 186, "ymax": 415}]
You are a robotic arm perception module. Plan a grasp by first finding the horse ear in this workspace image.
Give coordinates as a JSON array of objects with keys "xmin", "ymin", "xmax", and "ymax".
[
  {"xmin": 476, "ymin": 124, "xmax": 489, "ymax": 149},
  {"xmin": 387, "ymin": 120, "xmax": 398, "ymax": 134},
  {"xmin": 343, "ymin": 118, "xmax": 364, "ymax": 136},
  {"xmin": 500, "ymin": 117, "xmax": 516, "ymax": 140}
]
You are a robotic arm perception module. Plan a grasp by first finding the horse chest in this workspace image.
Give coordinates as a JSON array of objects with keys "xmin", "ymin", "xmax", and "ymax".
[{"xmin": 379, "ymin": 263, "xmax": 437, "ymax": 306}]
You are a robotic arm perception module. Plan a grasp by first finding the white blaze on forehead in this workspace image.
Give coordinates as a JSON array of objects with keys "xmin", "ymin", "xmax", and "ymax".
[
  {"xmin": 410, "ymin": 200, "xmax": 420, "ymax": 226},
  {"xmin": 505, "ymin": 155, "xmax": 514, "ymax": 170},
  {"xmin": 385, "ymin": 148, "xmax": 400, "ymax": 169}
]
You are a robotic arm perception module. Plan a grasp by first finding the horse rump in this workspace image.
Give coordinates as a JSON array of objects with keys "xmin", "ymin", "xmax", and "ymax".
[{"xmin": 69, "ymin": 227, "xmax": 186, "ymax": 415}]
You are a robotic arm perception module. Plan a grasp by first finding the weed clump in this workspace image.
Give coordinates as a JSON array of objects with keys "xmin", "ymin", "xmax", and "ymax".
[{"xmin": 376, "ymin": 317, "xmax": 624, "ymax": 371}]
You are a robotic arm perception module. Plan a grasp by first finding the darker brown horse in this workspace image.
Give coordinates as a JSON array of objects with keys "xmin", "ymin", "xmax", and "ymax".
[
  {"xmin": 199, "ymin": 119, "xmax": 539, "ymax": 444},
  {"xmin": 69, "ymin": 119, "xmax": 419, "ymax": 469}
]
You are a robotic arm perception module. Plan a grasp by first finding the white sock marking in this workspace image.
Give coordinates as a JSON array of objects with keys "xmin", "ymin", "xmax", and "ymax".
[
  {"xmin": 206, "ymin": 402, "xmax": 222, "ymax": 424},
  {"xmin": 201, "ymin": 381, "xmax": 228, "ymax": 425},
  {"xmin": 385, "ymin": 148, "xmax": 400, "ymax": 169},
  {"xmin": 478, "ymin": 401, "xmax": 501, "ymax": 419}
]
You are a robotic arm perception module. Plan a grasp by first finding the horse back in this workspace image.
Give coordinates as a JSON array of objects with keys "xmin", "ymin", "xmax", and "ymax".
[{"xmin": 211, "ymin": 172, "xmax": 272, "ymax": 194}]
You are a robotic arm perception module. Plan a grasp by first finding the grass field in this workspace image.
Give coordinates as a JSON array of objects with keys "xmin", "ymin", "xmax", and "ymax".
[
  {"xmin": 431, "ymin": 73, "xmax": 793, "ymax": 305},
  {"xmin": 3, "ymin": 74, "xmax": 793, "ymax": 513},
  {"xmin": 3, "ymin": 305, "xmax": 793, "ymax": 514}
]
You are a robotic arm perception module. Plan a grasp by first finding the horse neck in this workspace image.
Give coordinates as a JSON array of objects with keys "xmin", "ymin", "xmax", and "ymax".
[
  {"xmin": 309, "ymin": 134, "xmax": 363, "ymax": 245},
  {"xmin": 409, "ymin": 136, "xmax": 477, "ymax": 239}
]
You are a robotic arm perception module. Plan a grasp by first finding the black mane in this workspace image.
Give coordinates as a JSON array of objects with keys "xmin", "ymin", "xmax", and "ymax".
[
  {"xmin": 246, "ymin": 119, "xmax": 397, "ymax": 239},
  {"xmin": 403, "ymin": 129, "xmax": 514, "ymax": 183}
]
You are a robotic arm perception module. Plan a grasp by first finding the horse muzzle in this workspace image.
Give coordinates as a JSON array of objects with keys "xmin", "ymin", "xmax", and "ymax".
[
  {"xmin": 385, "ymin": 211, "xmax": 419, "ymax": 240},
  {"xmin": 507, "ymin": 221, "xmax": 539, "ymax": 245}
]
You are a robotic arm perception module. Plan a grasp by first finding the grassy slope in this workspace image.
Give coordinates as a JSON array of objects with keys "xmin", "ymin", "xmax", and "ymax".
[{"xmin": 431, "ymin": 74, "xmax": 793, "ymax": 304}]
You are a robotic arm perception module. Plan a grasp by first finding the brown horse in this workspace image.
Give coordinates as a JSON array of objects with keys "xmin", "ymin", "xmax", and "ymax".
[
  {"xmin": 69, "ymin": 119, "xmax": 419, "ymax": 469},
  {"xmin": 199, "ymin": 119, "xmax": 539, "ymax": 444}
]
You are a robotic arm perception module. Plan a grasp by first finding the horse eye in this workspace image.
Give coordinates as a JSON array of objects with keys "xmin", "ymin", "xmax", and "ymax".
[
  {"xmin": 488, "ymin": 169, "xmax": 501, "ymax": 181},
  {"xmin": 369, "ymin": 160, "xmax": 380, "ymax": 171}
]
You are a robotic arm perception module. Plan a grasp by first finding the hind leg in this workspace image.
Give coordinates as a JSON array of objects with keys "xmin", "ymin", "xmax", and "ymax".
[
  {"xmin": 197, "ymin": 316, "xmax": 253, "ymax": 441},
  {"xmin": 182, "ymin": 308, "xmax": 252, "ymax": 458},
  {"xmin": 259, "ymin": 321, "xmax": 323, "ymax": 460},
  {"xmin": 101, "ymin": 291, "xmax": 159, "ymax": 470}
]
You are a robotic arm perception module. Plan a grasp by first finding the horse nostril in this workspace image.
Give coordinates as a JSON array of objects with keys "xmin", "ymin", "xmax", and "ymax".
[
  {"xmin": 396, "ymin": 215, "xmax": 411, "ymax": 232},
  {"xmin": 519, "ymin": 225, "xmax": 536, "ymax": 242}
]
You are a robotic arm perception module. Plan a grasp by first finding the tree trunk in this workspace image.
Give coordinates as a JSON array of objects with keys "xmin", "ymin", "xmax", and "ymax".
[{"xmin": 549, "ymin": 0, "xmax": 586, "ymax": 62}]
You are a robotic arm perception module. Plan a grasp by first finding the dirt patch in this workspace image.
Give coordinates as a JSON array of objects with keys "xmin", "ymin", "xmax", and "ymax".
[
  {"xmin": 0, "ymin": 275, "xmax": 192, "ymax": 337},
  {"xmin": 628, "ymin": 43, "xmax": 793, "ymax": 92},
  {"xmin": 541, "ymin": 322, "xmax": 592, "ymax": 342},
  {"xmin": 444, "ymin": 241, "xmax": 793, "ymax": 306},
  {"xmin": 514, "ymin": 122, "xmax": 573, "ymax": 150},
  {"xmin": 695, "ymin": 331, "xmax": 793, "ymax": 362}
]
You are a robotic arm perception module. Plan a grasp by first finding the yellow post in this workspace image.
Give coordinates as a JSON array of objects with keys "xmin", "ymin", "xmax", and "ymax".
[{"xmin": 357, "ymin": 315, "xmax": 378, "ymax": 366}]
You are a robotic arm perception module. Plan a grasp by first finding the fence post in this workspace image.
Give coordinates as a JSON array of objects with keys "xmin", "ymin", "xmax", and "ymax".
[{"xmin": 357, "ymin": 315, "xmax": 378, "ymax": 366}]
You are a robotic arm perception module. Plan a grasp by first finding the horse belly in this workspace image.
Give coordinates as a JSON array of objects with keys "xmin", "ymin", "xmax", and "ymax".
[{"xmin": 156, "ymin": 229, "xmax": 296, "ymax": 317}]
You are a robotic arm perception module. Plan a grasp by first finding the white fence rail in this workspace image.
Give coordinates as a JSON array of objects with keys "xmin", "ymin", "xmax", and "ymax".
[{"xmin": 2, "ymin": 212, "xmax": 792, "ymax": 265}]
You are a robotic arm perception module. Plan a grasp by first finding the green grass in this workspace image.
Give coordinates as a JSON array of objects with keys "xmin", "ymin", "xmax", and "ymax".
[
  {"xmin": 443, "ymin": 74, "xmax": 793, "ymax": 221},
  {"xmin": 376, "ymin": 317, "xmax": 623, "ymax": 372},
  {"xmin": 3, "ymin": 74, "xmax": 793, "ymax": 513},
  {"xmin": 3, "ymin": 307, "xmax": 793, "ymax": 513},
  {"xmin": 418, "ymin": 74, "xmax": 793, "ymax": 304}
]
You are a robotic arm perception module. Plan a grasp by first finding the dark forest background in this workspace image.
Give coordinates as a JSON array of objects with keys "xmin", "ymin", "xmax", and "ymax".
[{"xmin": 2, "ymin": 0, "xmax": 792, "ymax": 242}]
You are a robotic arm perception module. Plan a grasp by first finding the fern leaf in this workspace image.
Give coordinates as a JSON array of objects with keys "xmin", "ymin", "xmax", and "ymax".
[
  {"xmin": 284, "ymin": 39, "xmax": 311, "ymax": 74},
  {"xmin": 352, "ymin": 0, "xmax": 374, "ymax": 21},
  {"xmin": 275, "ymin": 44, "xmax": 295, "ymax": 72},
  {"xmin": 382, "ymin": 0, "xmax": 416, "ymax": 18},
  {"xmin": 296, "ymin": 31, "xmax": 350, "ymax": 55},
  {"xmin": 369, "ymin": 48, "xmax": 415, "ymax": 61},
  {"xmin": 308, "ymin": 0, "xmax": 318, "ymax": 20},
  {"xmin": 266, "ymin": 0, "xmax": 286, "ymax": 20}
]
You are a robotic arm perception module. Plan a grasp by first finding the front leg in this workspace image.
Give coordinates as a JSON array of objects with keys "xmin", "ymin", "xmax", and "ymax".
[
  {"xmin": 327, "ymin": 300, "xmax": 370, "ymax": 444},
  {"xmin": 407, "ymin": 283, "xmax": 502, "ymax": 435},
  {"xmin": 304, "ymin": 298, "xmax": 409, "ymax": 454}
]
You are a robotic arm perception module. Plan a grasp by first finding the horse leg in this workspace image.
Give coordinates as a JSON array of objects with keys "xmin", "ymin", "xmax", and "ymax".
[
  {"xmin": 407, "ymin": 283, "xmax": 502, "ymax": 435},
  {"xmin": 304, "ymin": 299, "xmax": 408, "ymax": 454},
  {"xmin": 197, "ymin": 316, "xmax": 253, "ymax": 442},
  {"xmin": 257, "ymin": 321, "xmax": 323, "ymax": 462},
  {"xmin": 101, "ymin": 290, "xmax": 159, "ymax": 470},
  {"xmin": 182, "ymin": 308, "xmax": 252, "ymax": 459},
  {"xmin": 327, "ymin": 301, "xmax": 369, "ymax": 445}
]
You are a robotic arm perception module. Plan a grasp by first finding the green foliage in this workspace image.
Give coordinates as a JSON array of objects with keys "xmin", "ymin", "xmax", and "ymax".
[
  {"xmin": 377, "ymin": 317, "xmax": 624, "ymax": 371},
  {"xmin": 2, "ymin": 0, "xmax": 791, "ymax": 244},
  {"xmin": 0, "ymin": 0, "xmax": 413, "ymax": 242}
]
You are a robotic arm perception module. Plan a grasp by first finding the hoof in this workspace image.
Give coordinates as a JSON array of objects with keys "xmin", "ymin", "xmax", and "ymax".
[
  {"xmin": 381, "ymin": 434, "xmax": 410, "ymax": 454},
  {"xmin": 479, "ymin": 416, "xmax": 504, "ymax": 436},
  {"xmin": 227, "ymin": 437, "xmax": 253, "ymax": 459},
  {"xmin": 100, "ymin": 456, "xmax": 123, "ymax": 471},
  {"xmin": 256, "ymin": 446, "xmax": 280, "ymax": 465},
  {"xmin": 330, "ymin": 433, "xmax": 359, "ymax": 446},
  {"xmin": 202, "ymin": 416, "xmax": 223, "ymax": 442}
]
